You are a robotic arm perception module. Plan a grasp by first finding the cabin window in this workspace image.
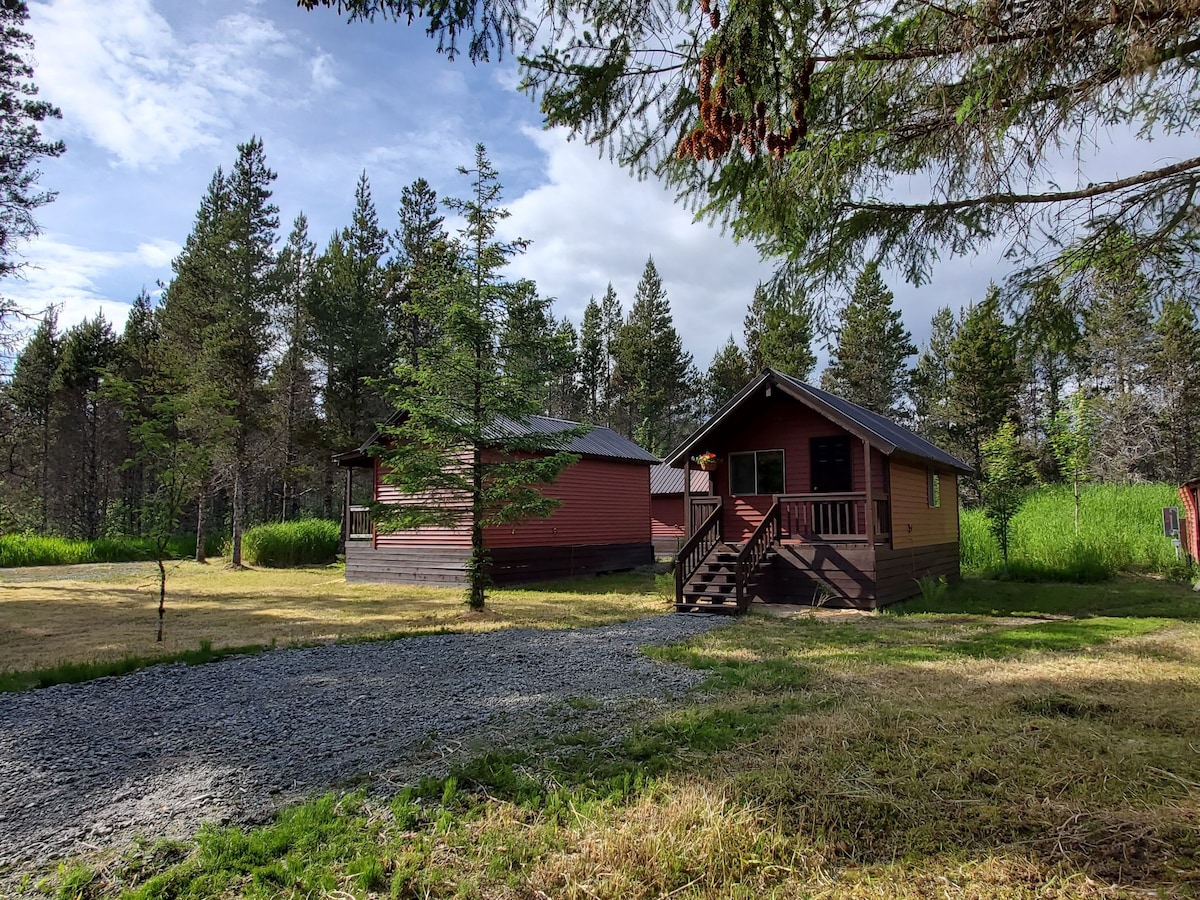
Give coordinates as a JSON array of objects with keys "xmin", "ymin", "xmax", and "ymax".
[
  {"xmin": 928, "ymin": 469, "xmax": 941, "ymax": 507},
  {"xmin": 729, "ymin": 449, "xmax": 785, "ymax": 495},
  {"xmin": 810, "ymin": 436, "xmax": 853, "ymax": 492}
]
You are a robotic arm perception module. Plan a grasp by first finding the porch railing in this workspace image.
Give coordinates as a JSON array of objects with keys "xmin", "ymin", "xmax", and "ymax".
[
  {"xmin": 736, "ymin": 501, "xmax": 780, "ymax": 610},
  {"xmin": 688, "ymin": 496, "xmax": 721, "ymax": 536},
  {"xmin": 348, "ymin": 505, "xmax": 373, "ymax": 540},
  {"xmin": 778, "ymin": 493, "xmax": 890, "ymax": 543},
  {"xmin": 675, "ymin": 500, "xmax": 723, "ymax": 602}
]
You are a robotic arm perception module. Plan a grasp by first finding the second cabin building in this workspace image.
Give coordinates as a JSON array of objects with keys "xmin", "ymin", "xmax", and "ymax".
[{"xmin": 667, "ymin": 369, "xmax": 972, "ymax": 612}]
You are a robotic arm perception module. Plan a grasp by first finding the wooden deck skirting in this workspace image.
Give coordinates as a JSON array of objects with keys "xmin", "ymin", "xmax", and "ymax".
[{"xmin": 346, "ymin": 541, "xmax": 652, "ymax": 585}]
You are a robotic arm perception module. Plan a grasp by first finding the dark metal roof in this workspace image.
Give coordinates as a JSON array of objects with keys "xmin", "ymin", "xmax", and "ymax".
[
  {"xmin": 336, "ymin": 412, "xmax": 658, "ymax": 466},
  {"xmin": 650, "ymin": 463, "xmax": 712, "ymax": 495},
  {"xmin": 664, "ymin": 369, "xmax": 971, "ymax": 475}
]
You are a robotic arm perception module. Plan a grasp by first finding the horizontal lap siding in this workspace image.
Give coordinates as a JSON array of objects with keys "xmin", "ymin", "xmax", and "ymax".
[
  {"xmin": 651, "ymin": 495, "xmax": 685, "ymax": 538},
  {"xmin": 889, "ymin": 461, "xmax": 960, "ymax": 549},
  {"xmin": 373, "ymin": 455, "xmax": 471, "ymax": 548},
  {"xmin": 704, "ymin": 394, "xmax": 887, "ymax": 541},
  {"xmin": 485, "ymin": 459, "xmax": 651, "ymax": 548}
]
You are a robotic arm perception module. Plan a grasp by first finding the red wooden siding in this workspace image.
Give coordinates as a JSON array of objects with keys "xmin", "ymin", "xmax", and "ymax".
[
  {"xmin": 652, "ymin": 495, "xmax": 685, "ymax": 539},
  {"xmin": 699, "ymin": 394, "xmax": 887, "ymax": 541},
  {"xmin": 374, "ymin": 455, "xmax": 471, "ymax": 548},
  {"xmin": 373, "ymin": 453, "xmax": 649, "ymax": 550},
  {"xmin": 889, "ymin": 460, "xmax": 959, "ymax": 549},
  {"xmin": 485, "ymin": 458, "xmax": 650, "ymax": 548}
]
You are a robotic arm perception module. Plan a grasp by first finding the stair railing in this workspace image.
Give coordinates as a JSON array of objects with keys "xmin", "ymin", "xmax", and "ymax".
[
  {"xmin": 675, "ymin": 501, "xmax": 723, "ymax": 604},
  {"xmin": 736, "ymin": 501, "xmax": 781, "ymax": 610}
]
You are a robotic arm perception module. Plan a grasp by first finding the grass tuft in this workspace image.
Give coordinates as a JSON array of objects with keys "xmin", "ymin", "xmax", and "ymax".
[{"xmin": 240, "ymin": 519, "xmax": 341, "ymax": 567}]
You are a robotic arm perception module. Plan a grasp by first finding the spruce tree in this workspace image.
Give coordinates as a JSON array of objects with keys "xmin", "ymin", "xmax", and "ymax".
[
  {"xmin": 378, "ymin": 145, "xmax": 581, "ymax": 610},
  {"xmin": 705, "ymin": 335, "xmax": 752, "ymax": 412},
  {"xmin": 1149, "ymin": 298, "xmax": 1200, "ymax": 482},
  {"xmin": 820, "ymin": 262, "xmax": 916, "ymax": 417},
  {"xmin": 578, "ymin": 297, "xmax": 605, "ymax": 421},
  {"xmin": 598, "ymin": 284, "xmax": 622, "ymax": 427},
  {"xmin": 744, "ymin": 282, "xmax": 816, "ymax": 380},
  {"xmin": 611, "ymin": 257, "xmax": 694, "ymax": 455},
  {"xmin": 391, "ymin": 177, "xmax": 451, "ymax": 367},
  {"xmin": 909, "ymin": 306, "xmax": 955, "ymax": 447},
  {"xmin": 947, "ymin": 286, "xmax": 1019, "ymax": 496}
]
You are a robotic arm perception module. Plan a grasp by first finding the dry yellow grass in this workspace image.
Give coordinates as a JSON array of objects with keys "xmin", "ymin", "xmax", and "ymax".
[{"xmin": 0, "ymin": 559, "xmax": 670, "ymax": 676}]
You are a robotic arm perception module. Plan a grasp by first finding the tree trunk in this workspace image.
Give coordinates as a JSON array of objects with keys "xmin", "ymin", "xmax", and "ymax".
[
  {"xmin": 156, "ymin": 557, "xmax": 167, "ymax": 643},
  {"xmin": 230, "ymin": 465, "xmax": 244, "ymax": 568},
  {"xmin": 195, "ymin": 486, "xmax": 207, "ymax": 563}
]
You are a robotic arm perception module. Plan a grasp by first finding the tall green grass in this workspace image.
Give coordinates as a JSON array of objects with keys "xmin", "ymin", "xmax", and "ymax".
[
  {"xmin": 241, "ymin": 519, "xmax": 340, "ymax": 567},
  {"xmin": 0, "ymin": 533, "xmax": 222, "ymax": 568},
  {"xmin": 961, "ymin": 483, "xmax": 1185, "ymax": 581}
]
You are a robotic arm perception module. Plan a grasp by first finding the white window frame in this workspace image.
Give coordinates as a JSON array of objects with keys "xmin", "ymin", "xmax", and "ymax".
[{"xmin": 729, "ymin": 449, "xmax": 786, "ymax": 496}]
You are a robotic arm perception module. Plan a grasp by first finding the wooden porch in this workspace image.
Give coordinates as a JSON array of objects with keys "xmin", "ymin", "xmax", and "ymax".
[{"xmin": 675, "ymin": 494, "xmax": 895, "ymax": 613}]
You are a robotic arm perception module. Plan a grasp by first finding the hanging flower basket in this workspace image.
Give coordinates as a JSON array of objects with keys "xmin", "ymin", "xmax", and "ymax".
[{"xmin": 695, "ymin": 452, "xmax": 719, "ymax": 472}]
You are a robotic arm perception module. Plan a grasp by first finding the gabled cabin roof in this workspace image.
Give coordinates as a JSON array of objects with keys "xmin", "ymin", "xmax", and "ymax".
[
  {"xmin": 334, "ymin": 412, "xmax": 660, "ymax": 468},
  {"xmin": 650, "ymin": 463, "xmax": 711, "ymax": 496},
  {"xmin": 664, "ymin": 369, "xmax": 972, "ymax": 475}
]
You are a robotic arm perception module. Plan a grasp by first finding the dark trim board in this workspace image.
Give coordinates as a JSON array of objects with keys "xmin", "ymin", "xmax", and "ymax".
[{"xmin": 345, "ymin": 541, "xmax": 653, "ymax": 586}]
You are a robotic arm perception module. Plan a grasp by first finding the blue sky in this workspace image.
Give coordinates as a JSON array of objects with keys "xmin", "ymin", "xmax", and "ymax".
[{"xmin": 16, "ymin": 0, "xmax": 1016, "ymax": 369}]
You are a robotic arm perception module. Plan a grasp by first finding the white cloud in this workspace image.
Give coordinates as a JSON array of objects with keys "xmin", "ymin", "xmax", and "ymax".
[
  {"xmin": 310, "ymin": 51, "xmax": 338, "ymax": 92},
  {"xmin": 27, "ymin": 0, "xmax": 302, "ymax": 168},
  {"xmin": 3, "ymin": 235, "xmax": 176, "ymax": 331},
  {"xmin": 503, "ymin": 127, "xmax": 773, "ymax": 366}
]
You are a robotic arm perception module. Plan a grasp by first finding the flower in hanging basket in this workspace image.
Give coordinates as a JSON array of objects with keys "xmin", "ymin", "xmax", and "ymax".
[{"xmin": 694, "ymin": 452, "xmax": 719, "ymax": 471}]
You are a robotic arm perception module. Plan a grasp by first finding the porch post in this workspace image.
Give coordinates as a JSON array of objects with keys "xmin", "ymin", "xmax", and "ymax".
[
  {"xmin": 342, "ymin": 465, "xmax": 351, "ymax": 549},
  {"xmin": 683, "ymin": 457, "xmax": 693, "ymax": 538},
  {"xmin": 862, "ymin": 438, "xmax": 875, "ymax": 546}
]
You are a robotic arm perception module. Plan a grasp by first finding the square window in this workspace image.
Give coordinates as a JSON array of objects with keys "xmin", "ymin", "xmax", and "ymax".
[{"xmin": 729, "ymin": 450, "xmax": 786, "ymax": 495}]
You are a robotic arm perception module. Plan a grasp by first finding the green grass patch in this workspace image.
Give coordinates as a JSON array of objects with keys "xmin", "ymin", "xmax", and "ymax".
[
  {"xmin": 240, "ymin": 519, "xmax": 340, "ymax": 567},
  {"xmin": 960, "ymin": 482, "xmax": 1183, "ymax": 580},
  {"xmin": 0, "ymin": 532, "xmax": 223, "ymax": 568}
]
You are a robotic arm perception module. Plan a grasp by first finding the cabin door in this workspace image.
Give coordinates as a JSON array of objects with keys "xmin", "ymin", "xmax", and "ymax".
[{"xmin": 810, "ymin": 436, "xmax": 852, "ymax": 493}]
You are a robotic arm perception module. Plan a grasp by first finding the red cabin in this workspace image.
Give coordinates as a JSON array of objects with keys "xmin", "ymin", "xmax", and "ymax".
[
  {"xmin": 650, "ymin": 463, "xmax": 712, "ymax": 558},
  {"xmin": 335, "ymin": 416, "xmax": 658, "ymax": 585},
  {"xmin": 667, "ymin": 369, "xmax": 972, "ymax": 612},
  {"xmin": 1181, "ymin": 479, "xmax": 1200, "ymax": 563}
]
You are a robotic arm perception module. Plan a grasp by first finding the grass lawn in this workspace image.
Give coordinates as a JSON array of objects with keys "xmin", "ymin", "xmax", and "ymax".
[
  {"xmin": 0, "ymin": 560, "xmax": 672, "ymax": 691},
  {"xmin": 30, "ymin": 574, "xmax": 1200, "ymax": 899}
]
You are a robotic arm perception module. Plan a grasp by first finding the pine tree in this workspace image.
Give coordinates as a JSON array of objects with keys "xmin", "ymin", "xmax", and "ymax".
[
  {"xmin": 1149, "ymin": 298, "xmax": 1200, "ymax": 482},
  {"xmin": 378, "ymin": 145, "xmax": 582, "ymax": 610},
  {"xmin": 705, "ymin": 335, "xmax": 752, "ymax": 412},
  {"xmin": 947, "ymin": 286, "xmax": 1019, "ymax": 496},
  {"xmin": 981, "ymin": 419, "xmax": 1033, "ymax": 565},
  {"xmin": 820, "ymin": 262, "xmax": 916, "ymax": 417},
  {"xmin": 1016, "ymin": 278, "xmax": 1080, "ymax": 480},
  {"xmin": 611, "ymin": 257, "xmax": 694, "ymax": 455},
  {"xmin": 744, "ymin": 283, "xmax": 816, "ymax": 380},
  {"xmin": 0, "ymin": 0, "xmax": 64, "ymax": 330},
  {"xmin": 111, "ymin": 290, "xmax": 162, "ymax": 535},
  {"xmin": 6, "ymin": 310, "xmax": 59, "ymax": 531},
  {"xmin": 50, "ymin": 314, "xmax": 119, "ymax": 539},
  {"xmin": 271, "ymin": 214, "xmax": 320, "ymax": 521},
  {"xmin": 909, "ymin": 306, "xmax": 955, "ymax": 447}
]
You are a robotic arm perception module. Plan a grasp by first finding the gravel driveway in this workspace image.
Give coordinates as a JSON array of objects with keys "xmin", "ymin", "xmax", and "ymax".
[{"xmin": 0, "ymin": 614, "xmax": 729, "ymax": 873}]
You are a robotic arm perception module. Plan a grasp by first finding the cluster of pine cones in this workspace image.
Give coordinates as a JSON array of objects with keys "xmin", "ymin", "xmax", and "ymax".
[{"xmin": 676, "ymin": 0, "xmax": 813, "ymax": 162}]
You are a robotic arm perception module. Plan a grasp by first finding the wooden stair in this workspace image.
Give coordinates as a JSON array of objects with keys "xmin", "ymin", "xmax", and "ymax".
[{"xmin": 676, "ymin": 542, "xmax": 775, "ymax": 613}]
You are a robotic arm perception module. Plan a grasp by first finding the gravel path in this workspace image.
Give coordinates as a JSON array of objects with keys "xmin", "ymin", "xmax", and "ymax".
[{"xmin": 0, "ymin": 614, "xmax": 729, "ymax": 873}]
